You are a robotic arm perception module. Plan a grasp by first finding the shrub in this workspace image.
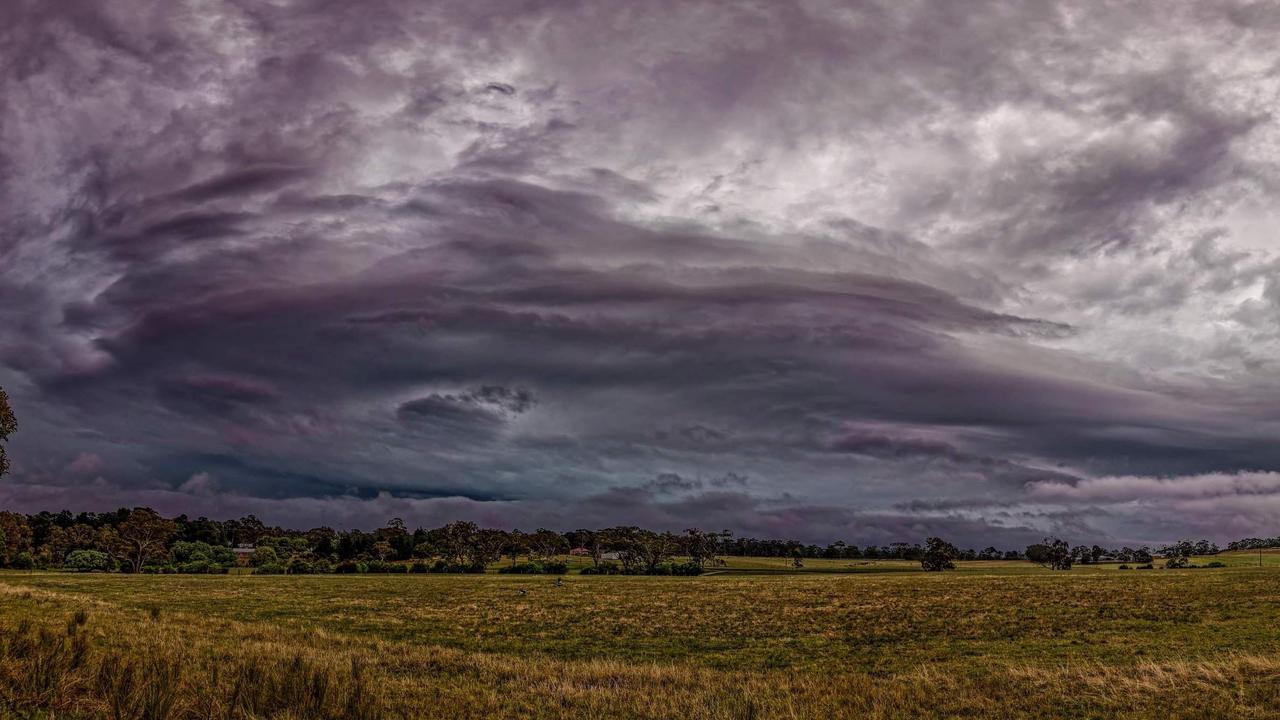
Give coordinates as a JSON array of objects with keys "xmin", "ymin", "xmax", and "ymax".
[
  {"xmin": 499, "ymin": 562, "xmax": 546, "ymax": 574},
  {"xmin": 1205, "ymin": 561, "xmax": 1227, "ymax": 568},
  {"xmin": 176, "ymin": 559, "xmax": 213, "ymax": 574},
  {"xmin": 668, "ymin": 561, "xmax": 703, "ymax": 576},
  {"xmin": 500, "ymin": 560, "xmax": 570, "ymax": 575},
  {"xmin": 1136, "ymin": 563, "xmax": 1154, "ymax": 570},
  {"xmin": 10, "ymin": 552, "xmax": 35, "ymax": 570},
  {"xmin": 171, "ymin": 541, "xmax": 236, "ymax": 566},
  {"xmin": 253, "ymin": 563, "xmax": 287, "ymax": 575},
  {"xmin": 365, "ymin": 560, "xmax": 407, "ymax": 573},
  {"xmin": 250, "ymin": 546, "xmax": 279, "ymax": 567},
  {"xmin": 64, "ymin": 550, "xmax": 113, "ymax": 573},
  {"xmin": 1118, "ymin": 564, "xmax": 1131, "ymax": 570},
  {"xmin": 580, "ymin": 561, "xmax": 621, "ymax": 575},
  {"xmin": 335, "ymin": 560, "xmax": 365, "ymax": 574},
  {"xmin": 410, "ymin": 562, "xmax": 430, "ymax": 573}
]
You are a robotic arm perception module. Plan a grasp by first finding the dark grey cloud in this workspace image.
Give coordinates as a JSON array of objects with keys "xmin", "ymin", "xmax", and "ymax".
[{"xmin": 4, "ymin": 0, "xmax": 1280, "ymax": 546}]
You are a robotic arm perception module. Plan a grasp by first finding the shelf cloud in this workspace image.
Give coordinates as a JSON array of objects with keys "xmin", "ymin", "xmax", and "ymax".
[{"xmin": 5, "ymin": 0, "xmax": 1280, "ymax": 545}]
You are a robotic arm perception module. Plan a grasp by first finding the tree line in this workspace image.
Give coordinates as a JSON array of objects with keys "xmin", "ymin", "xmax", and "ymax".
[{"xmin": 0, "ymin": 507, "xmax": 1233, "ymax": 576}]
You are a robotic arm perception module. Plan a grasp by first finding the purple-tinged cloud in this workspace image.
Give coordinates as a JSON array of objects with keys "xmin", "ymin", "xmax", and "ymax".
[{"xmin": 4, "ymin": 1, "xmax": 1280, "ymax": 545}]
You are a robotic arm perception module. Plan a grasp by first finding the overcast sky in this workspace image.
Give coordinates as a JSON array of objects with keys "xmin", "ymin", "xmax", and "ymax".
[{"xmin": 5, "ymin": 1, "xmax": 1280, "ymax": 546}]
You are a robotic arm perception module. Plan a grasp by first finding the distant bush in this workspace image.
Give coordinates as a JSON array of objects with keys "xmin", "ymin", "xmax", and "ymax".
[
  {"xmin": 1118, "ymin": 564, "xmax": 1131, "ymax": 570},
  {"xmin": 499, "ymin": 562, "xmax": 546, "ymax": 574},
  {"xmin": 64, "ymin": 550, "xmax": 112, "ymax": 573},
  {"xmin": 499, "ymin": 561, "xmax": 569, "ymax": 575},
  {"xmin": 667, "ymin": 561, "xmax": 702, "ymax": 576},
  {"xmin": 411, "ymin": 561, "xmax": 430, "ymax": 573},
  {"xmin": 171, "ymin": 541, "xmax": 235, "ymax": 566},
  {"xmin": 285, "ymin": 558, "xmax": 331, "ymax": 574},
  {"xmin": 253, "ymin": 563, "xmax": 287, "ymax": 575},
  {"xmin": 1204, "ymin": 561, "xmax": 1227, "ymax": 568},
  {"xmin": 334, "ymin": 560, "xmax": 365, "ymax": 574},
  {"xmin": 175, "ymin": 559, "xmax": 228, "ymax": 574},
  {"xmin": 1136, "ymin": 563, "xmax": 1154, "ymax": 570},
  {"xmin": 427, "ymin": 560, "xmax": 485, "ymax": 573},
  {"xmin": 10, "ymin": 552, "xmax": 35, "ymax": 570},
  {"xmin": 578, "ymin": 560, "xmax": 696, "ymax": 576},
  {"xmin": 580, "ymin": 561, "xmax": 621, "ymax": 575},
  {"xmin": 250, "ymin": 546, "xmax": 280, "ymax": 567}
]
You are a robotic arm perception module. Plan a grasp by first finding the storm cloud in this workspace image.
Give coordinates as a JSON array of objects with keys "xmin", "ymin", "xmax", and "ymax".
[{"xmin": 4, "ymin": 1, "xmax": 1280, "ymax": 546}]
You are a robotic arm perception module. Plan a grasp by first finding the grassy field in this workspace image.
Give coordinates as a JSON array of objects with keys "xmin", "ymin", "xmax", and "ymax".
[{"xmin": 3, "ymin": 552, "xmax": 1280, "ymax": 718}]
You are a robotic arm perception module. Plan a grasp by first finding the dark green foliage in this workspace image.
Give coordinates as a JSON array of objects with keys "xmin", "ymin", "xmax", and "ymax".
[
  {"xmin": 920, "ymin": 537, "xmax": 958, "ymax": 572},
  {"xmin": 1026, "ymin": 538, "xmax": 1073, "ymax": 570},
  {"xmin": 498, "ymin": 560, "xmax": 570, "ymax": 575},
  {"xmin": 499, "ymin": 562, "xmax": 547, "ymax": 574},
  {"xmin": 176, "ymin": 559, "xmax": 229, "ymax": 574},
  {"xmin": 251, "ymin": 546, "xmax": 280, "ymax": 567},
  {"xmin": 64, "ymin": 549, "xmax": 112, "ymax": 572},
  {"xmin": 579, "ymin": 561, "xmax": 621, "ymax": 575},
  {"xmin": 288, "ymin": 557, "xmax": 330, "ymax": 574}
]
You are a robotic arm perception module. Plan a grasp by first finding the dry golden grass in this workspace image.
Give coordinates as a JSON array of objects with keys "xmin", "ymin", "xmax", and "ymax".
[{"xmin": 3, "ymin": 561, "xmax": 1280, "ymax": 718}]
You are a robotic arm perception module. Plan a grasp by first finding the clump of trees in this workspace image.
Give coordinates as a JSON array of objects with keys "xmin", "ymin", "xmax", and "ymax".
[
  {"xmin": 1022, "ymin": 537, "xmax": 1221, "ymax": 571},
  {"xmin": 0, "ymin": 510, "xmax": 727, "ymax": 576},
  {"xmin": 1026, "ymin": 538, "xmax": 1073, "ymax": 570},
  {"xmin": 0, "ymin": 505, "xmax": 1242, "ymax": 576},
  {"xmin": 920, "ymin": 537, "xmax": 958, "ymax": 571}
]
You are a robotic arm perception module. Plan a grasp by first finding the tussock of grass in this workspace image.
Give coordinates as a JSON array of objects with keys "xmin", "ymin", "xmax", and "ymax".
[{"xmin": 0, "ymin": 611, "xmax": 381, "ymax": 719}]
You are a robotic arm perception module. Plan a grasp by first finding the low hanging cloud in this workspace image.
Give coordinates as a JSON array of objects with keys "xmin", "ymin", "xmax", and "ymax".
[{"xmin": 1026, "ymin": 472, "xmax": 1280, "ymax": 504}]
